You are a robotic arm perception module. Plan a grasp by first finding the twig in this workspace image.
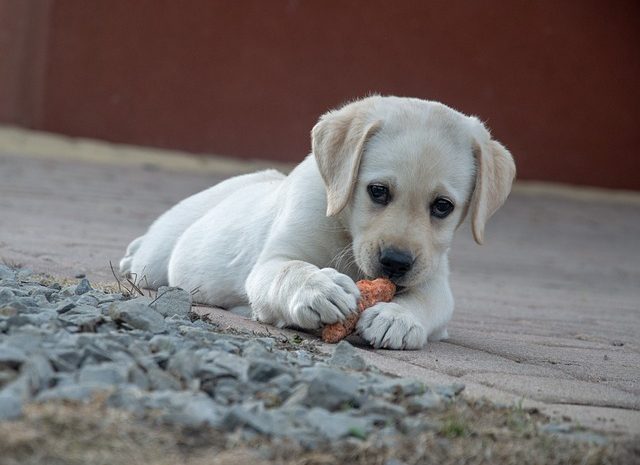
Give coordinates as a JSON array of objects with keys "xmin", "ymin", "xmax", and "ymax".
[{"xmin": 109, "ymin": 261, "xmax": 123, "ymax": 294}]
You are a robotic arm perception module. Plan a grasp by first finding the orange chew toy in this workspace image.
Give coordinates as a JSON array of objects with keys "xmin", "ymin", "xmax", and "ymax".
[{"xmin": 321, "ymin": 278, "xmax": 396, "ymax": 343}]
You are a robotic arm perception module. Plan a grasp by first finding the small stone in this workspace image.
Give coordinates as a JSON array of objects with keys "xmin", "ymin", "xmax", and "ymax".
[
  {"xmin": 0, "ymin": 345, "xmax": 28, "ymax": 369},
  {"xmin": 36, "ymin": 384, "xmax": 107, "ymax": 403},
  {"xmin": 170, "ymin": 394, "xmax": 225, "ymax": 428},
  {"xmin": 55, "ymin": 300, "xmax": 76, "ymax": 314},
  {"xmin": 224, "ymin": 405, "xmax": 276, "ymax": 435},
  {"xmin": 368, "ymin": 377, "xmax": 427, "ymax": 398},
  {"xmin": 75, "ymin": 294, "xmax": 100, "ymax": 307},
  {"xmin": 198, "ymin": 350, "xmax": 249, "ymax": 382},
  {"xmin": 0, "ymin": 390, "xmax": 22, "ymax": 420},
  {"xmin": 398, "ymin": 417, "xmax": 440, "ymax": 435},
  {"xmin": 0, "ymin": 288, "xmax": 16, "ymax": 306},
  {"xmin": 328, "ymin": 341, "xmax": 367, "ymax": 370},
  {"xmin": 151, "ymin": 287, "xmax": 192, "ymax": 317},
  {"xmin": 22, "ymin": 354, "xmax": 55, "ymax": 395},
  {"xmin": 148, "ymin": 335, "xmax": 182, "ymax": 354},
  {"xmin": 77, "ymin": 362, "xmax": 129, "ymax": 386},
  {"xmin": 59, "ymin": 305, "xmax": 104, "ymax": 331},
  {"xmin": 361, "ymin": 399, "xmax": 407, "ymax": 417},
  {"xmin": 0, "ymin": 265, "xmax": 16, "ymax": 281},
  {"xmin": 167, "ymin": 349, "xmax": 201, "ymax": 382},
  {"xmin": 109, "ymin": 300, "xmax": 166, "ymax": 333},
  {"xmin": 298, "ymin": 367, "xmax": 362, "ymax": 411},
  {"xmin": 433, "ymin": 383, "xmax": 465, "ymax": 399},
  {"xmin": 248, "ymin": 358, "xmax": 292, "ymax": 383},
  {"xmin": 147, "ymin": 367, "xmax": 182, "ymax": 390},
  {"xmin": 405, "ymin": 392, "xmax": 442, "ymax": 412},
  {"xmin": 305, "ymin": 408, "xmax": 370, "ymax": 440},
  {"xmin": 75, "ymin": 278, "xmax": 92, "ymax": 295}
]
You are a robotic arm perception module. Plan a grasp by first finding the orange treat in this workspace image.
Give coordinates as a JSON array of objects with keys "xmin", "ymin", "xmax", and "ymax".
[{"xmin": 321, "ymin": 278, "xmax": 396, "ymax": 343}]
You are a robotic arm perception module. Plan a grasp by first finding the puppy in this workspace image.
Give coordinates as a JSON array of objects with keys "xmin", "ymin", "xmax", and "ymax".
[{"xmin": 120, "ymin": 96, "xmax": 515, "ymax": 349}]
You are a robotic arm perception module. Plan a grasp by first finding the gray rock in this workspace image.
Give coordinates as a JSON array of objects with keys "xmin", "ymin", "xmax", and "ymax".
[
  {"xmin": 269, "ymin": 373, "xmax": 295, "ymax": 391},
  {"xmin": 49, "ymin": 348, "xmax": 83, "ymax": 371},
  {"xmin": 369, "ymin": 377, "xmax": 427, "ymax": 397},
  {"xmin": 210, "ymin": 377, "xmax": 242, "ymax": 404},
  {"xmin": 109, "ymin": 300, "xmax": 166, "ymax": 333},
  {"xmin": 55, "ymin": 300, "xmax": 76, "ymax": 314},
  {"xmin": 297, "ymin": 367, "xmax": 362, "ymax": 410},
  {"xmin": 59, "ymin": 304, "xmax": 104, "ymax": 331},
  {"xmin": 77, "ymin": 362, "xmax": 129, "ymax": 386},
  {"xmin": 151, "ymin": 286, "xmax": 192, "ymax": 317},
  {"xmin": 0, "ymin": 390, "xmax": 22, "ymax": 420},
  {"xmin": 75, "ymin": 278, "xmax": 92, "ymax": 295},
  {"xmin": 169, "ymin": 394, "xmax": 225, "ymax": 428},
  {"xmin": 75, "ymin": 293, "xmax": 100, "ymax": 307},
  {"xmin": 361, "ymin": 399, "xmax": 407, "ymax": 418},
  {"xmin": 398, "ymin": 417, "xmax": 440, "ymax": 435},
  {"xmin": 198, "ymin": 350, "xmax": 249, "ymax": 382},
  {"xmin": 0, "ymin": 288, "xmax": 16, "ymax": 306},
  {"xmin": 248, "ymin": 358, "xmax": 292, "ymax": 382},
  {"xmin": 147, "ymin": 367, "xmax": 182, "ymax": 390},
  {"xmin": 243, "ymin": 340, "xmax": 270, "ymax": 359},
  {"xmin": 289, "ymin": 350, "xmax": 314, "ymax": 367},
  {"xmin": 129, "ymin": 390, "xmax": 225, "ymax": 428},
  {"xmin": 328, "ymin": 341, "xmax": 367, "ymax": 370},
  {"xmin": 224, "ymin": 404, "xmax": 276, "ymax": 435},
  {"xmin": 148, "ymin": 335, "xmax": 182, "ymax": 354},
  {"xmin": 0, "ymin": 344, "xmax": 27, "ymax": 369},
  {"xmin": 36, "ymin": 384, "xmax": 107, "ymax": 403},
  {"xmin": 305, "ymin": 408, "xmax": 371, "ymax": 440},
  {"xmin": 433, "ymin": 383, "xmax": 465, "ymax": 399},
  {"xmin": 405, "ymin": 392, "xmax": 442, "ymax": 412},
  {"xmin": 128, "ymin": 364, "xmax": 150, "ymax": 390},
  {"xmin": 167, "ymin": 349, "xmax": 201, "ymax": 382},
  {"xmin": 0, "ymin": 265, "xmax": 16, "ymax": 281},
  {"xmin": 22, "ymin": 354, "xmax": 55, "ymax": 395}
]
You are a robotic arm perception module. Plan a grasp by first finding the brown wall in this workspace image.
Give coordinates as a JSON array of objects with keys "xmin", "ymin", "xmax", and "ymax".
[{"xmin": 2, "ymin": 0, "xmax": 640, "ymax": 190}]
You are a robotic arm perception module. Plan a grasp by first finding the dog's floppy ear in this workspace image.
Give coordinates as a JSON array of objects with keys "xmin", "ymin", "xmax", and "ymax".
[
  {"xmin": 312, "ymin": 102, "xmax": 381, "ymax": 216},
  {"xmin": 469, "ymin": 132, "xmax": 516, "ymax": 244}
]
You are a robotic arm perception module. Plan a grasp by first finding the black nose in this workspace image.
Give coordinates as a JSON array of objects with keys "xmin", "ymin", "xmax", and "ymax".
[{"xmin": 379, "ymin": 248, "xmax": 413, "ymax": 278}]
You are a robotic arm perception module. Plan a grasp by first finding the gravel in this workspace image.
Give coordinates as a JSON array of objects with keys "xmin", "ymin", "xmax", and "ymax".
[{"xmin": 0, "ymin": 265, "xmax": 466, "ymax": 447}]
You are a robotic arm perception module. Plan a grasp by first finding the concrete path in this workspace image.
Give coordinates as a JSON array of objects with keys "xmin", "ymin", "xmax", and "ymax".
[{"xmin": 1, "ymin": 127, "xmax": 639, "ymax": 435}]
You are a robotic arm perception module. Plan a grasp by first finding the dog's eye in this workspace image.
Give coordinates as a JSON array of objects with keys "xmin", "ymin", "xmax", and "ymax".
[
  {"xmin": 367, "ymin": 184, "xmax": 391, "ymax": 205},
  {"xmin": 431, "ymin": 197, "xmax": 454, "ymax": 218}
]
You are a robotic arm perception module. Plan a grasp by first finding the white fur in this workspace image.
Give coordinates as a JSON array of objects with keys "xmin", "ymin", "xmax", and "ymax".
[{"xmin": 120, "ymin": 96, "xmax": 515, "ymax": 349}]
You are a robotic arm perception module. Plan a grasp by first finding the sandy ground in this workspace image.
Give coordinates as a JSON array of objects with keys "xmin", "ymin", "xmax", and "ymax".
[{"xmin": 1, "ymin": 127, "xmax": 638, "ymax": 435}]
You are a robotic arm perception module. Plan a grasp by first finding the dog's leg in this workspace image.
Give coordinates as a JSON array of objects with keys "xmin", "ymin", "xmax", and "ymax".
[
  {"xmin": 356, "ymin": 263, "xmax": 454, "ymax": 350},
  {"xmin": 246, "ymin": 260, "xmax": 360, "ymax": 329}
]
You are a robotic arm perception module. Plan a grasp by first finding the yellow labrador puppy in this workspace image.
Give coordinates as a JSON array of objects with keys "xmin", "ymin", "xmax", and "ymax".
[{"xmin": 120, "ymin": 96, "xmax": 515, "ymax": 349}]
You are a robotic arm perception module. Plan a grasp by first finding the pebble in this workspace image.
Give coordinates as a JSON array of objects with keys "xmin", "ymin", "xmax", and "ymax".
[
  {"xmin": 75, "ymin": 278, "xmax": 93, "ymax": 295},
  {"xmin": 0, "ymin": 268, "xmax": 473, "ymax": 446},
  {"xmin": 109, "ymin": 300, "xmax": 166, "ymax": 333},
  {"xmin": 151, "ymin": 286, "xmax": 192, "ymax": 318},
  {"xmin": 328, "ymin": 340, "xmax": 368, "ymax": 370}
]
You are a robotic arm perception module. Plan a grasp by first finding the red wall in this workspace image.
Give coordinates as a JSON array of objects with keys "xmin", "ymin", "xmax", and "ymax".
[{"xmin": 2, "ymin": 0, "xmax": 640, "ymax": 190}]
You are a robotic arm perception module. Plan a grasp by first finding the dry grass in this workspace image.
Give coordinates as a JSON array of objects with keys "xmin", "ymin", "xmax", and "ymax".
[{"xmin": 0, "ymin": 397, "xmax": 636, "ymax": 465}]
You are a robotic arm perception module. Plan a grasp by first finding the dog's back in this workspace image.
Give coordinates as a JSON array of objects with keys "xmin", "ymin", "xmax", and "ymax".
[{"xmin": 119, "ymin": 169, "xmax": 284, "ymax": 288}]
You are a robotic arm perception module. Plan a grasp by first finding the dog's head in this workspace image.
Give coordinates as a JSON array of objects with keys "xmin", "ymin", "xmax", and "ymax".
[{"xmin": 313, "ymin": 96, "xmax": 516, "ymax": 287}]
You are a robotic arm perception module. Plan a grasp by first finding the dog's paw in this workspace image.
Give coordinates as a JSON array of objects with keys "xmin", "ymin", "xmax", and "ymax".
[
  {"xmin": 356, "ymin": 302, "xmax": 427, "ymax": 349},
  {"xmin": 289, "ymin": 268, "xmax": 360, "ymax": 329}
]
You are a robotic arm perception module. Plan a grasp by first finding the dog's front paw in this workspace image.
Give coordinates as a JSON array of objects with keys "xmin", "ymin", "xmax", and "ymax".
[
  {"xmin": 356, "ymin": 302, "xmax": 427, "ymax": 350},
  {"xmin": 289, "ymin": 268, "xmax": 360, "ymax": 329}
]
